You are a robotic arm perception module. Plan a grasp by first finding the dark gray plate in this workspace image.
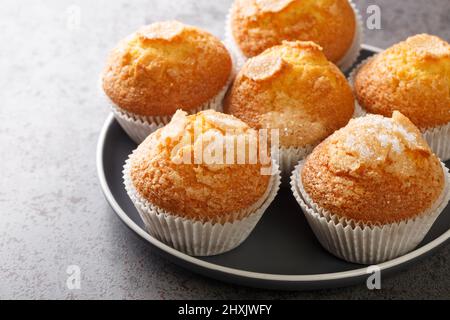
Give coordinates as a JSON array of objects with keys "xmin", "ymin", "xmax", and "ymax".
[{"xmin": 96, "ymin": 45, "xmax": 450, "ymax": 290}]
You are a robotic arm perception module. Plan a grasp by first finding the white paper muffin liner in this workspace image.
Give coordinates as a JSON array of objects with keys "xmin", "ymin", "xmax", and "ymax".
[
  {"xmin": 337, "ymin": 0, "xmax": 364, "ymax": 72},
  {"xmin": 277, "ymin": 146, "xmax": 315, "ymax": 177},
  {"xmin": 290, "ymin": 160, "xmax": 450, "ymax": 265},
  {"xmin": 349, "ymin": 56, "xmax": 450, "ymax": 161},
  {"xmin": 225, "ymin": 0, "xmax": 363, "ymax": 72},
  {"xmin": 423, "ymin": 124, "xmax": 450, "ymax": 162},
  {"xmin": 123, "ymin": 158, "xmax": 281, "ymax": 256}
]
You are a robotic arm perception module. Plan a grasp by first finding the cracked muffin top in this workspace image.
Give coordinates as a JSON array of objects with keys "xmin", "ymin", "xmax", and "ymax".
[
  {"xmin": 224, "ymin": 41, "xmax": 354, "ymax": 148},
  {"xmin": 230, "ymin": 0, "xmax": 356, "ymax": 63},
  {"xmin": 103, "ymin": 21, "xmax": 232, "ymax": 117},
  {"xmin": 301, "ymin": 111, "xmax": 445, "ymax": 225},
  {"xmin": 129, "ymin": 110, "xmax": 272, "ymax": 222},
  {"xmin": 355, "ymin": 34, "xmax": 450, "ymax": 129}
]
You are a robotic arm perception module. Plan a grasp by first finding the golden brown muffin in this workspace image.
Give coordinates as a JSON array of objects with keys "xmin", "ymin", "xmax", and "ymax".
[
  {"xmin": 224, "ymin": 41, "xmax": 355, "ymax": 148},
  {"xmin": 301, "ymin": 111, "xmax": 445, "ymax": 225},
  {"xmin": 129, "ymin": 110, "xmax": 272, "ymax": 222},
  {"xmin": 355, "ymin": 34, "xmax": 450, "ymax": 129},
  {"xmin": 230, "ymin": 0, "xmax": 356, "ymax": 63},
  {"xmin": 102, "ymin": 21, "xmax": 232, "ymax": 117}
]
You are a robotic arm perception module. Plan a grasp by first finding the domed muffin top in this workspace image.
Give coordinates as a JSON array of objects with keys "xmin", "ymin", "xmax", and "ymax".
[
  {"xmin": 355, "ymin": 34, "xmax": 450, "ymax": 129},
  {"xmin": 224, "ymin": 41, "xmax": 354, "ymax": 148},
  {"xmin": 103, "ymin": 21, "xmax": 232, "ymax": 117},
  {"xmin": 129, "ymin": 110, "xmax": 272, "ymax": 222},
  {"xmin": 301, "ymin": 111, "xmax": 445, "ymax": 224},
  {"xmin": 230, "ymin": 0, "xmax": 356, "ymax": 63}
]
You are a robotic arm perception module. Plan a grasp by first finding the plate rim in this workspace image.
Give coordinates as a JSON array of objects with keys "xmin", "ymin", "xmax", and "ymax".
[{"xmin": 96, "ymin": 44, "xmax": 450, "ymax": 286}]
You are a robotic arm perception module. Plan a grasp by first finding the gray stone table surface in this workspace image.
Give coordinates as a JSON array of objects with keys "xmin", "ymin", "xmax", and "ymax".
[{"xmin": 0, "ymin": 0, "xmax": 449, "ymax": 299}]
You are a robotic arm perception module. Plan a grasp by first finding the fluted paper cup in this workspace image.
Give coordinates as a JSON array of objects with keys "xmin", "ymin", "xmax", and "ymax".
[
  {"xmin": 123, "ymin": 159, "xmax": 281, "ymax": 256},
  {"xmin": 423, "ymin": 124, "xmax": 450, "ymax": 162},
  {"xmin": 291, "ymin": 161, "xmax": 450, "ymax": 264},
  {"xmin": 278, "ymin": 146, "xmax": 315, "ymax": 178}
]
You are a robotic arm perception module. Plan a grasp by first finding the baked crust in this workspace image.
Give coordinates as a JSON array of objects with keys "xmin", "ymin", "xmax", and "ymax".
[
  {"xmin": 129, "ymin": 110, "xmax": 271, "ymax": 222},
  {"xmin": 224, "ymin": 41, "xmax": 355, "ymax": 148},
  {"xmin": 355, "ymin": 34, "xmax": 450, "ymax": 129},
  {"xmin": 102, "ymin": 21, "xmax": 232, "ymax": 117},
  {"xmin": 231, "ymin": 0, "xmax": 356, "ymax": 63},
  {"xmin": 301, "ymin": 112, "xmax": 445, "ymax": 225}
]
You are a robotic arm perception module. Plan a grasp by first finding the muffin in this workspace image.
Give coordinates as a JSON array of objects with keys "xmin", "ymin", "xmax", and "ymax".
[
  {"xmin": 352, "ymin": 34, "xmax": 450, "ymax": 161},
  {"xmin": 291, "ymin": 112, "xmax": 450, "ymax": 264},
  {"xmin": 226, "ymin": 0, "xmax": 362, "ymax": 70},
  {"xmin": 123, "ymin": 109, "xmax": 281, "ymax": 256},
  {"xmin": 224, "ymin": 41, "xmax": 355, "ymax": 175},
  {"xmin": 102, "ymin": 21, "xmax": 234, "ymax": 144}
]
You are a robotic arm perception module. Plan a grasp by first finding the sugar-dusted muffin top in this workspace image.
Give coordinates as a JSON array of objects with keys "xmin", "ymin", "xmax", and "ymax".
[
  {"xmin": 224, "ymin": 41, "xmax": 355, "ymax": 148},
  {"xmin": 230, "ymin": 0, "xmax": 356, "ymax": 63},
  {"xmin": 129, "ymin": 110, "xmax": 272, "ymax": 222},
  {"xmin": 355, "ymin": 34, "xmax": 450, "ymax": 129},
  {"xmin": 102, "ymin": 21, "xmax": 232, "ymax": 117},
  {"xmin": 301, "ymin": 112, "xmax": 445, "ymax": 225}
]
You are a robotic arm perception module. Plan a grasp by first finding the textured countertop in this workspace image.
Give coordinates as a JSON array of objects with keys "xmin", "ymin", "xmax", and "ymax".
[{"xmin": 1, "ymin": 0, "xmax": 449, "ymax": 299}]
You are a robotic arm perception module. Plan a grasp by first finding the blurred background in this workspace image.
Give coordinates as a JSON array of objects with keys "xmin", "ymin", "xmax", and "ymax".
[{"xmin": 0, "ymin": 0, "xmax": 449, "ymax": 299}]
